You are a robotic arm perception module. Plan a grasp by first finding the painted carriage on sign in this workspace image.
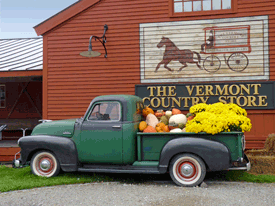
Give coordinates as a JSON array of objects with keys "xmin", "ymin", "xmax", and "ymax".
[{"xmin": 200, "ymin": 25, "xmax": 251, "ymax": 73}]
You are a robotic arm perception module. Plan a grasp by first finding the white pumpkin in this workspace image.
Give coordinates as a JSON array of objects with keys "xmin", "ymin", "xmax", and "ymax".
[
  {"xmin": 146, "ymin": 113, "xmax": 159, "ymax": 128},
  {"xmin": 165, "ymin": 110, "xmax": 172, "ymax": 119},
  {"xmin": 170, "ymin": 128, "xmax": 182, "ymax": 133},
  {"xmin": 169, "ymin": 114, "xmax": 187, "ymax": 125}
]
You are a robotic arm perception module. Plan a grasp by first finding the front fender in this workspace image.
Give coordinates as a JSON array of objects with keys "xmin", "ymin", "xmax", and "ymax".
[
  {"xmin": 18, "ymin": 135, "xmax": 78, "ymax": 172},
  {"xmin": 159, "ymin": 137, "xmax": 231, "ymax": 173}
]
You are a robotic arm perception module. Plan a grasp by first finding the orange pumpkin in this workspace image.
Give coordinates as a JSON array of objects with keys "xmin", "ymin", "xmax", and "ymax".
[
  {"xmin": 172, "ymin": 108, "xmax": 181, "ymax": 115},
  {"xmin": 163, "ymin": 125, "xmax": 170, "ymax": 132},
  {"xmin": 142, "ymin": 106, "xmax": 154, "ymax": 118},
  {"xmin": 155, "ymin": 110, "xmax": 165, "ymax": 118},
  {"xmin": 143, "ymin": 126, "xmax": 157, "ymax": 133},
  {"xmin": 139, "ymin": 121, "xmax": 147, "ymax": 131}
]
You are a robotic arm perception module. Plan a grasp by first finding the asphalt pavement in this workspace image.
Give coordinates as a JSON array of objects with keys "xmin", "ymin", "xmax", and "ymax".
[{"xmin": 0, "ymin": 181, "xmax": 274, "ymax": 206}]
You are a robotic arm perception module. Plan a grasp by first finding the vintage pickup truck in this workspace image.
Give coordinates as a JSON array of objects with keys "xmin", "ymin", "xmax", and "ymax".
[{"xmin": 13, "ymin": 95, "xmax": 250, "ymax": 187}]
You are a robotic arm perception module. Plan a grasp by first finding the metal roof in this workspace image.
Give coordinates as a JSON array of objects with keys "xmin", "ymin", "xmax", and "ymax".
[{"xmin": 0, "ymin": 38, "xmax": 43, "ymax": 72}]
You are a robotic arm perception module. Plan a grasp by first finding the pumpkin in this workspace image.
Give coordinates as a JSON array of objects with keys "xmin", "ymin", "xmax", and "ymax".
[
  {"xmin": 163, "ymin": 125, "xmax": 170, "ymax": 132},
  {"xmin": 146, "ymin": 113, "xmax": 159, "ymax": 128},
  {"xmin": 155, "ymin": 122, "xmax": 166, "ymax": 132},
  {"xmin": 155, "ymin": 110, "xmax": 165, "ymax": 118},
  {"xmin": 139, "ymin": 121, "xmax": 147, "ymax": 131},
  {"xmin": 169, "ymin": 114, "xmax": 187, "ymax": 125},
  {"xmin": 165, "ymin": 110, "xmax": 172, "ymax": 119},
  {"xmin": 143, "ymin": 126, "xmax": 157, "ymax": 133},
  {"xmin": 172, "ymin": 108, "xmax": 181, "ymax": 115},
  {"xmin": 142, "ymin": 106, "xmax": 154, "ymax": 118},
  {"xmin": 170, "ymin": 128, "xmax": 182, "ymax": 133}
]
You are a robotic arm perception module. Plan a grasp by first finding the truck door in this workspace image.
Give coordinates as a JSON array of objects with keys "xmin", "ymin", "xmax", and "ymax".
[{"xmin": 78, "ymin": 101, "xmax": 123, "ymax": 164}]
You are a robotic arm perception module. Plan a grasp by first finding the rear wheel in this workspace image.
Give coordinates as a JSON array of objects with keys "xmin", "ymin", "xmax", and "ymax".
[
  {"xmin": 169, "ymin": 154, "xmax": 206, "ymax": 187},
  {"xmin": 31, "ymin": 151, "xmax": 60, "ymax": 177}
]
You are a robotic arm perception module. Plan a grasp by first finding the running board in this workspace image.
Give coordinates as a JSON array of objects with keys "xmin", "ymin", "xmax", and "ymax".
[{"xmin": 78, "ymin": 165, "xmax": 160, "ymax": 174}]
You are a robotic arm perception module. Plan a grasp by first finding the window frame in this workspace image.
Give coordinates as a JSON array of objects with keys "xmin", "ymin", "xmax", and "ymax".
[
  {"xmin": 169, "ymin": 0, "xmax": 238, "ymax": 17},
  {"xmin": 87, "ymin": 101, "xmax": 121, "ymax": 122},
  {"xmin": 0, "ymin": 85, "xmax": 6, "ymax": 108}
]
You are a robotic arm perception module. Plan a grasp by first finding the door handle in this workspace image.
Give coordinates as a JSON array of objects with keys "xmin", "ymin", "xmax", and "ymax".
[{"xmin": 112, "ymin": 125, "xmax": 121, "ymax": 129}]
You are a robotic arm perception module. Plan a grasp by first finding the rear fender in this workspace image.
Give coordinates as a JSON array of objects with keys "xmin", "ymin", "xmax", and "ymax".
[
  {"xmin": 18, "ymin": 135, "xmax": 78, "ymax": 172},
  {"xmin": 158, "ymin": 137, "xmax": 231, "ymax": 173}
]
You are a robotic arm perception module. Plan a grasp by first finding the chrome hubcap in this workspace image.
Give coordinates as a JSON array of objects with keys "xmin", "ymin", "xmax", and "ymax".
[
  {"xmin": 40, "ymin": 159, "xmax": 51, "ymax": 171},
  {"xmin": 181, "ymin": 164, "xmax": 194, "ymax": 177}
]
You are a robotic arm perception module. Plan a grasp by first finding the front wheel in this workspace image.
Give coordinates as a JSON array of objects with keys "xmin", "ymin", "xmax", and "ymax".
[
  {"xmin": 169, "ymin": 154, "xmax": 206, "ymax": 187},
  {"xmin": 31, "ymin": 151, "xmax": 60, "ymax": 177},
  {"xmin": 203, "ymin": 55, "xmax": 221, "ymax": 73}
]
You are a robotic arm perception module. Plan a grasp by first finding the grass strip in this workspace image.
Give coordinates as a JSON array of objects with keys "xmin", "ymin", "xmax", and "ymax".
[
  {"xmin": 0, "ymin": 166, "xmax": 113, "ymax": 193},
  {"xmin": 206, "ymin": 171, "xmax": 275, "ymax": 183},
  {"xmin": 1, "ymin": 166, "xmax": 275, "ymax": 193}
]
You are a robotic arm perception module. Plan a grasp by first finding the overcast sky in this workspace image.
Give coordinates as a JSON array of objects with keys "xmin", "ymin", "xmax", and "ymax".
[{"xmin": 0, "ymin": 0, "xmax": 77, "ymax": 39}]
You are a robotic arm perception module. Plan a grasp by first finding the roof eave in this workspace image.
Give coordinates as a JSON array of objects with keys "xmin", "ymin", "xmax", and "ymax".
[{"xmin": 34, "ymin": 0, "xmax": 101, "ymax": 36}]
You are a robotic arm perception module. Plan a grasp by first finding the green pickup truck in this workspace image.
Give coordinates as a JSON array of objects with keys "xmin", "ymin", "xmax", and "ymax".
[{"xmin": 13, "ymin": 95, "xmax": 250, "ymax": 187}]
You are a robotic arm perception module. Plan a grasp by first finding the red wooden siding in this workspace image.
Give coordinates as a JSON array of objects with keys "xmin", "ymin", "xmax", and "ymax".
[
  {"xmin": 0, "ymin": 148, "xmax": 20, "ymax": 162},
  {"xmin": 43, "ymin": 0, "xmax": 275, "ymax": 148},
  {"xmin": 0, "ymin": 82, "xmax": 42, "ymax": 119}
]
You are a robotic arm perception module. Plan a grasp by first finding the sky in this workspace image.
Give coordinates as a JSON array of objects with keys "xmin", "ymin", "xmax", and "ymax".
[{"xmin": 0, "ymin": 0, "xmax": 77, "ymax": 39}]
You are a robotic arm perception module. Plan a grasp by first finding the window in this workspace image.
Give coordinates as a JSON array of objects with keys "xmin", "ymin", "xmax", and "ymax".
[
  {"xmin": 0, "ymin": 85, "xmax": 6, "ymax": 108},
  {"xmin": 170, "ymin": 0, "xmax": 237, "ymax": 17},
  {"xmin": 88, "ymin": 102, "xmax": 120, "ymax": 121}
]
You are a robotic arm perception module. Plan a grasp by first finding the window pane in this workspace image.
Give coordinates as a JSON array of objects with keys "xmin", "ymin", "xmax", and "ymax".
[
  {"xmin": 222, "ymin": 0, "xmax": 231, "ymax": 9},
  {"xmin": 89, "ymin": 102, "xmax": 120, "ymax": 121},
  {"xmin": 184, "ymin": 1, "xmax": 192, "ymax": 12},
  {"xmin": 213, "ymin": 0, "xmax": 221, "ymax": 10},
  {"xmin": 174, "ymin": 2, "xmax": 183, "ymax": 13},
  {"xmin": 203, "ymin": 0, "xmax": 211, "ymax": 11},
  {"xmin": 193, "ymin": 1, "xmax": 202, "ymax": 11}
]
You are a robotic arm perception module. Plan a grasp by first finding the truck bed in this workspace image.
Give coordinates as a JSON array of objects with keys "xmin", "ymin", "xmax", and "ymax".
[{"xmin": 137, "ymin": 132, "xmax": 244, "ymax": 162}]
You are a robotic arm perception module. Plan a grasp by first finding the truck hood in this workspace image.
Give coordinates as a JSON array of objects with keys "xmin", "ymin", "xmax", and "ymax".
[{"xmin": 31, "ymin": 119, "xmax": 77, "ymax": 138}]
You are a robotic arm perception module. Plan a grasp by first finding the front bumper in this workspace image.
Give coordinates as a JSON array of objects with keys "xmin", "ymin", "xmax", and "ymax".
[
  {"xmin": 228, "ymin": 154, "xmax": 251, "ymax": 171},
  {"xmin": 12, "ymin": 151, "xmax": 23, "ymax": 168}
]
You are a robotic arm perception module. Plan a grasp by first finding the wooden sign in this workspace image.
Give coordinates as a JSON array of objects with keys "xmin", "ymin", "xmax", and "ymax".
[
  {"xmin": 139, "ymin": 16, "xmax": 269, "ymax": 83},
  {"xmin": 135, "ymin": 82, "xmax": 275, "ymax": 110}
]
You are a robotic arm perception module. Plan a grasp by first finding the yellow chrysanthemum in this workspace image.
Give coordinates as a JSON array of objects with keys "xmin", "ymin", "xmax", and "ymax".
[{"xmin": 186, "ymin": 102, "xmax": 252, "ymax": 134}]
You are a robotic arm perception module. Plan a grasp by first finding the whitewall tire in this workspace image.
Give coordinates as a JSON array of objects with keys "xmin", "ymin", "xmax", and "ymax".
[
  {"xmin": 31, "ymin": 151, "xmax": 60, "ymax": 177},
  {"xmin": 169, "ymin": 154, "xmax": 206, "ymax": 187}
]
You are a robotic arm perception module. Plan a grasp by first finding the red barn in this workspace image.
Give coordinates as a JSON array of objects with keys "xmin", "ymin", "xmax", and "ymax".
[{"xmin": 34, "ymin": 0, "xmax": 275, "ymax": 149}]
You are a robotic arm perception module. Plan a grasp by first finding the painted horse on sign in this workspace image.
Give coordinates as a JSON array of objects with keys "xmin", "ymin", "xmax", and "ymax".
[{"xmin": 156, "ymin": 37, "xmax": 202, "ymax": 72}]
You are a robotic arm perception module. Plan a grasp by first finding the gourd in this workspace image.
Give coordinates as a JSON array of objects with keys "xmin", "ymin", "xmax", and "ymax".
[
  {"xmin": 169, "ymin": 114, "xmax": 187, "ymax": 125},
  {"xmin": 187, "ymin": 116, "xmax": 194, "ymax": 121},
  {"xmin": 142, "ymin": 106, "xmax": 154, "ymax": 118},
  {"xmin": 160, "ymin": 116, "xmax": 169, "ymax": 125},
  {"xmin": 139, "ymin": 121, "xmax": 147, "ymax": 131},
  {"xmin": 155, "ymin": 110, "xmax": 165, "ymax": 118},
  {"xmin": 168, "ymin": 122, "xmax": 179, "ymax": 130},
  {"xmin": 146, "ymin": 113, "xmax": 159, "ymax": 128},
  {"xmin": 186, "ymin": 113, "xmax": 193, "ymax": 118},
  {"xmin": 143, "ymin": 126, "xmax": 157, "ymax": 133},
  {"xmin": 172, "ymin": 108, "xmax": 182, "ymax": 115},
  {"xmin": 155, "ymin": 122, "xmax": 166, "ymax": 132}
]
